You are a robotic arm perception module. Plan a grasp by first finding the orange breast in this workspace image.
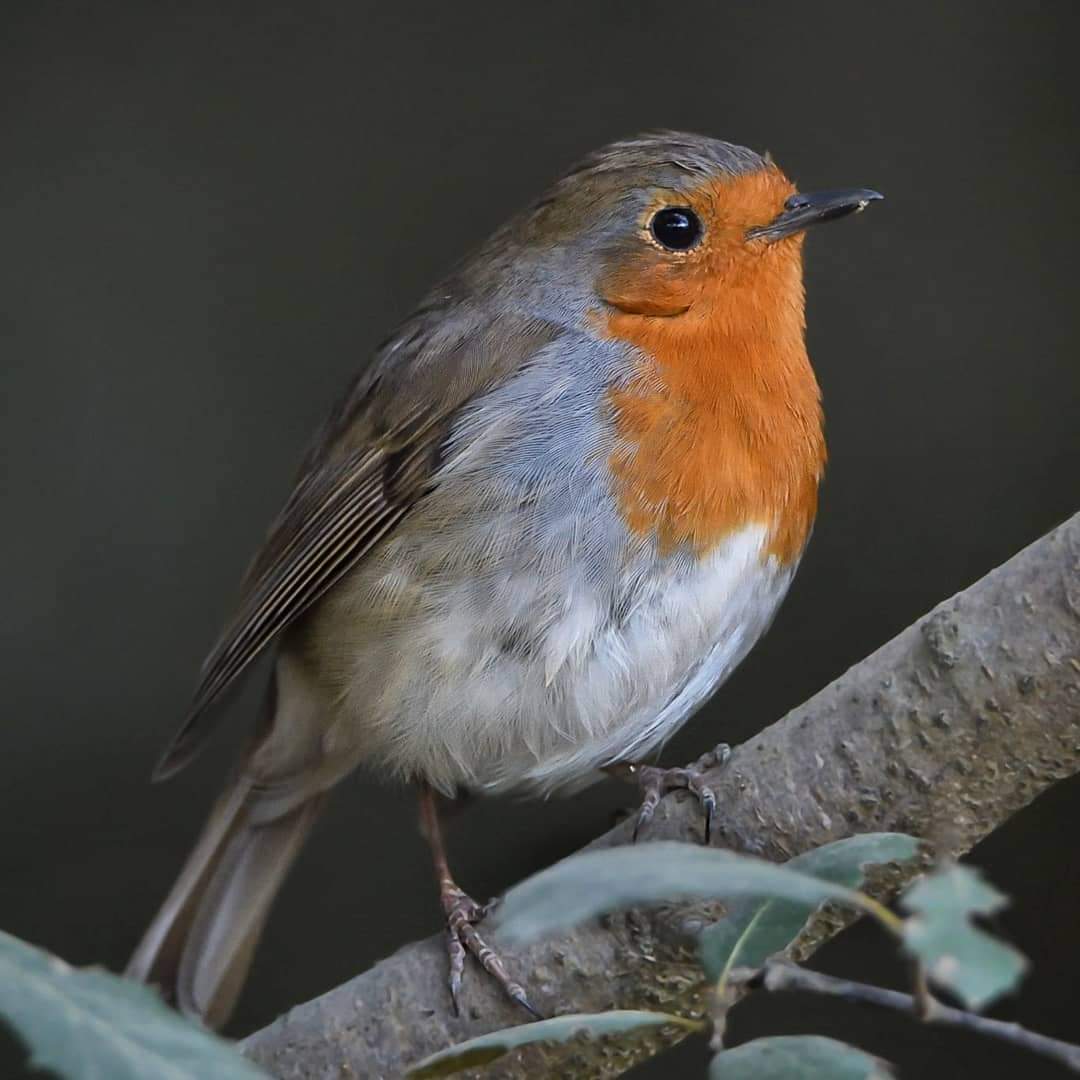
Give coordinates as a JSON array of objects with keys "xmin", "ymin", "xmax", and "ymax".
[{"xmin": 601, "ymin": 216, "xmax": 826, "ymax": 566}]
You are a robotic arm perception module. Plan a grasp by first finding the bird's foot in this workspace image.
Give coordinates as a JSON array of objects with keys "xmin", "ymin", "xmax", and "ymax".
[
  {"xmin": 611, "ymin": 744, "xmax": 731, "ymax": 844},
  {"xmin": 440, "ymin": 882, "xmax": 541, "ymax": 1019}
]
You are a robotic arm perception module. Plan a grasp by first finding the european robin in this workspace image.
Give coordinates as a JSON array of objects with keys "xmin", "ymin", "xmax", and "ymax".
[{"xmin": 127, "ymin": 132, "xmax": 881, "ymax": 1026}]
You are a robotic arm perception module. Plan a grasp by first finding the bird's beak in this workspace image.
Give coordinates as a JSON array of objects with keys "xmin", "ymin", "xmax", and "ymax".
[{"xmin": 747, "ymin": 188, "xmax": 883, "ymax": 242}]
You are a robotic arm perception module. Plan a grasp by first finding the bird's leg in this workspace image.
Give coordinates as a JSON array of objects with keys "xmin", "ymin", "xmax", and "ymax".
[
  {"xmin": 416, "ymin": 783, "xmax": 540, "ymax": 1019},
  {"xmin": 605, "ymin": 744, "xmax": 732, "ymax": 844}
]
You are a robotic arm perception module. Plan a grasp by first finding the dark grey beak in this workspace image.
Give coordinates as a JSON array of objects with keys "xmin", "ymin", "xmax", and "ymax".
[{"xmin": 748, "ymin": 188, "xmax": 883, "ymax": 241}]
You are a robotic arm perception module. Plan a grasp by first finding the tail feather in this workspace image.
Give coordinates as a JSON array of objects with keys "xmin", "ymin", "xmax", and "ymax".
[{"xmin": 126, "ymin": 777, "xmax": 326, "ymax": 1029}]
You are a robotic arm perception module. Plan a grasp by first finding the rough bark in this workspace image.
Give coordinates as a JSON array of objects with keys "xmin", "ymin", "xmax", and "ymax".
[{"xmin": 243, "ymin": 512, "xmax": 1080, "ymax": 1079}]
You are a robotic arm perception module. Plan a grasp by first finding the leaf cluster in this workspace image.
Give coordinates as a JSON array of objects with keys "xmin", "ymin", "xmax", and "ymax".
[{"xmin": 410, "ymin": 834, "xmax": 1027, "ymax": 1078}]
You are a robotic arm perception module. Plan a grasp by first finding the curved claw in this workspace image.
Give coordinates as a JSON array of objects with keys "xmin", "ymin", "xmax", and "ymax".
[
  {"xmin": 702, "ymin": 790, "xmax": 717, "ymax": 845},
  {"xmin": 511, "ymin": 986, "xmax": 545, "ymax": 1021},
  {"xmin": 632, "ymin": 779, "xmax": 663, "ymax": 841}
]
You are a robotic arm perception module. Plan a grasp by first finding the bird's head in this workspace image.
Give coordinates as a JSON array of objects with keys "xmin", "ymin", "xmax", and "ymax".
[{"xmin": 503, "ymin": 131, "xmax": 880, "ymax": 328}]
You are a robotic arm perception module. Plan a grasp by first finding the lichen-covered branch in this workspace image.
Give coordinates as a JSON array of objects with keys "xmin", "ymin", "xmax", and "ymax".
[{"xmin": 243, "ymin": 512, "xmax": 1080, "ymax": 1079}]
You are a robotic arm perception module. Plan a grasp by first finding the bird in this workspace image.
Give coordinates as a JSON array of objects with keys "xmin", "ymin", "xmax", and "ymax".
[{"xmin": 126, "ymin": 131, "xmax": 881, "ymax": 1028}]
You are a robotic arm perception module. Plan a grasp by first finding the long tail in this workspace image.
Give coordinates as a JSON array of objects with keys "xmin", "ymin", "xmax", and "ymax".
[{"xmin": 126, "ymin": 775, "xmax": 326, "ymax": 1029}]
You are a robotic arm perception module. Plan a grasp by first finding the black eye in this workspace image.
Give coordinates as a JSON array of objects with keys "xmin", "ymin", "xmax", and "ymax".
[{"xmin": 649, "ymin": 206, "xmax": 702, "ymax": 251}]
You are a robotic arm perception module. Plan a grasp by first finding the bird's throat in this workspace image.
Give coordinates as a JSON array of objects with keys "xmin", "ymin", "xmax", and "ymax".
[{"xmin": 602, "ymin": 255, "xmax": 826, "ymax": 565}]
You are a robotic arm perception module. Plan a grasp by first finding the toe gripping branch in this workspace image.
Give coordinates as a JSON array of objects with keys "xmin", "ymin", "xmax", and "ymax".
[
  {"xmin": 418, "ymin": 783, "xmax": 541, "ymax": 1019},
  {"xmin": 611, "ymin": 744, "xmax": 732, "ymax": 845}
]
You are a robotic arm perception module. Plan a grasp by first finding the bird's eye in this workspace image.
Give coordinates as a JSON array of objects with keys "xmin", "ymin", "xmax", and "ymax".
[{"xmin": 649, "ymin": 206, "xmax": 703, "ymax": 251}]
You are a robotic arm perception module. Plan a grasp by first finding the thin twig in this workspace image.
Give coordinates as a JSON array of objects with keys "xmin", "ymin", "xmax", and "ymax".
[
  {"xmin": 754, "ymin": 962, "xmax": 1080, "ymax": 1073},
  {"xmin": 910, "ymin": 960, "xmax": 932, "ymax": 1021}
]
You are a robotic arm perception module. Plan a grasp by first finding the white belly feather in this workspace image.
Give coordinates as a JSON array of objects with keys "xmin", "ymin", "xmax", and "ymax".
[
  {"xmin": 516, "ymin": 524, "xmax": 793, "ymax": 793},
  {"xmin": 332, "ymin": 523, "xmax": 795, "ymax": 797}
]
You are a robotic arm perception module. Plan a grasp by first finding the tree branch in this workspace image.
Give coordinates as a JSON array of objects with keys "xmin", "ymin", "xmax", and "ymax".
[
  {"xmin": 747, "ymin": 961, "xmax": 1080, "ymax": 1073},
  {"xmin": 243, "ymin": 512, "xmax": 1080, "ymax": 1079}
]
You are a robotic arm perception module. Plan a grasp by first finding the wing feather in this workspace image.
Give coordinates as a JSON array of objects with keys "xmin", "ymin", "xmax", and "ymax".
[{"xmin": 152, "ymin": 310, "xmax": 561, "ymax": 779}]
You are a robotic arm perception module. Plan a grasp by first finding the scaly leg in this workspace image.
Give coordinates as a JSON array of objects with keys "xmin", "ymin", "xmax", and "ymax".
[
  {"xmin": 606, "ymin": 744, "xmax": 732, "ymax": 844},
  {"xmin": 417, "ymin": 784, "xmax": 540, "ymax": 1018}
]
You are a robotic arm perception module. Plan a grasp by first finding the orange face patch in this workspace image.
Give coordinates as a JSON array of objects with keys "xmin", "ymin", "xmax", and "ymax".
[{"xmin": 600, "ymin": 167, "xmax": 826, "ymax": 565}]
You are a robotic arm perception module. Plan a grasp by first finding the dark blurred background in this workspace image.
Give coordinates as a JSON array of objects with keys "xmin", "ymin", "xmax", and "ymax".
[{"xmin": 2, "ymin": 2, "xmax": 1079, "ymax": 1076}]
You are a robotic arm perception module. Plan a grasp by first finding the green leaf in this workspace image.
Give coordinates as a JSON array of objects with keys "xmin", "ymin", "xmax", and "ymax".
[
  {"xmin": 0, "ymin": 929, "xmax": 268, "ymax": 1080},
  {"xmin": 710, "ymin": 1035, "xmax": 894, "ymax": 1079},
  {"xmin": 493, "ymin": 842, "xmax": 881, "ymax": 946},
  {"xmin": 700, "ymin": 834, "xmax": 920, "ymax": 982},
  {"xmin": 900, "ymin": 864, "xmax": 1027, "ymax": 1010},
  {"xmin": 406, "ymin": 1010, "xmax": 702, "ymax": 1078}
]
